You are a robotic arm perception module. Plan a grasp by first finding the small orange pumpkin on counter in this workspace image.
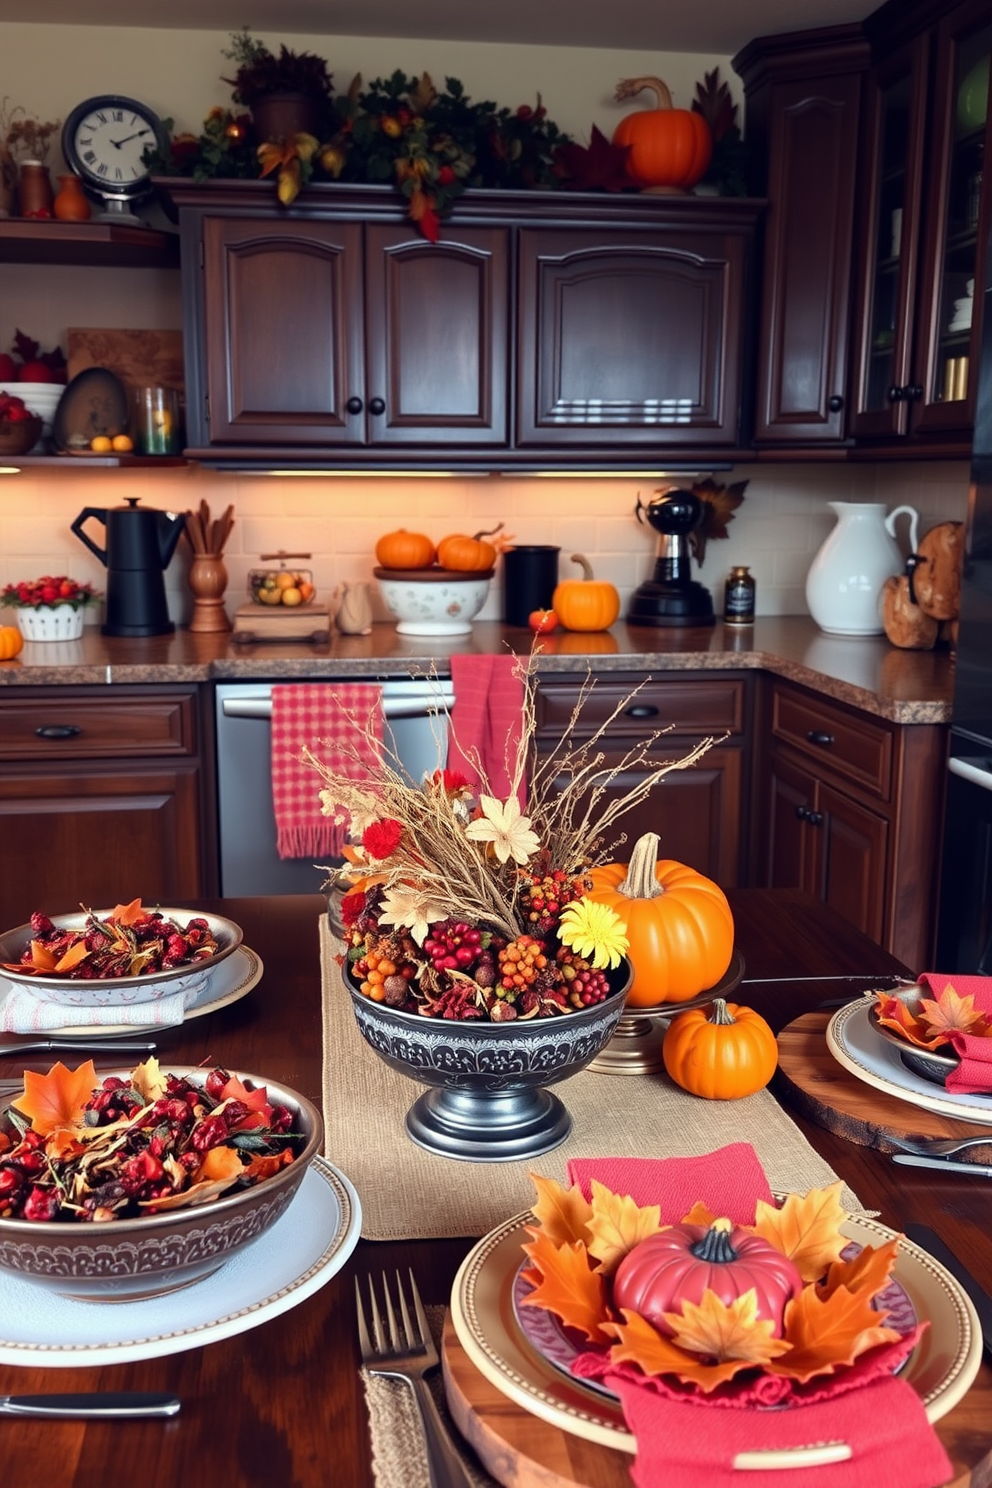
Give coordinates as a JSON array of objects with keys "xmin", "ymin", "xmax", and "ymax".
[
  {"xmin": 0, "ymin": 625, "xmax": 23, "ymax": 661},
  {"xmin": 374, "ymin": 529, "xmax": 436, "ymax": 570},
  {"xmin": 662, "ymin": 998, "xmax": 778, "ymax": 1100},
  {"xmin": 612, "ymin": 75, "xmax": 712, "ymax": 192},
  {"xmin": 552, "ymin": 554, "xmax": 620, "ymax": 632},
  {"xmin": 436, "ymin": 524, "xmax": 503, "ymax": 572},
  {"xmin": 584, "ymin": 831, "xmax": 734, "ymax": 1005}
]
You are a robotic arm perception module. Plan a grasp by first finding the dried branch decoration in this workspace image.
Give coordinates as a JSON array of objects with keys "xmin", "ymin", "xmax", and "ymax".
[{"xmin": 0, "ymin": 98, "xmax": 61, "ymax": 183}]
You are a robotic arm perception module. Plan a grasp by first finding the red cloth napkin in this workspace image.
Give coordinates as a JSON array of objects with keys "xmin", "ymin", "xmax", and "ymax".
[
  {"xmin": 917, "ymin": 972, "xmax": 992, "ymax": 1094},
  {"xmin": 566, "ymin": 1148, "xmax": 952, "ymax": 1488},
  {"xmin": 446, "ymin": 653, "xmax": 526, "ymax": 805},
  {"xmin": 270, "ymin": 683, "xmax": 383, "ymax": 860}
]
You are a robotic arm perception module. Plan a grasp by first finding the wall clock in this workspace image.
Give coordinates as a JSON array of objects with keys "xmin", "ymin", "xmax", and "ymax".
[{"xmin": 61, "ymin": 96, "xmax": 167, "ymax": 220}]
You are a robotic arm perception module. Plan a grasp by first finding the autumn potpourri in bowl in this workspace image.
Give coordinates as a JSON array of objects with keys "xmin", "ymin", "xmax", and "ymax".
[
  {"xmin": 0, "ymin": 1058, "xmax": 322, "ymax": 1300},
  {"xmin": 870, "ymin": 982, "xmax": 986, "ymax": 1086},
  {"xmin": 313, "ymin": 662, "xmax": 716, "ymax": 1161},
  {"xmin": 0, "ymin": 901, "xmax": 243, "ymax": 1007}
]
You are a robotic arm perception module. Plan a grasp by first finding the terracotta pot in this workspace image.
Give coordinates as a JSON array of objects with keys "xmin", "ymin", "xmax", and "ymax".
[
  {"xmin": 251, "ymin": 92, "xmax": 327, "ymax": 142},
  {"xmin": 53, "ymin": 173, "xmax": 92, "ymax": 222},
  {"xmin": 17, "ymin": 160, "xmax": 53, "ymax": 218}
]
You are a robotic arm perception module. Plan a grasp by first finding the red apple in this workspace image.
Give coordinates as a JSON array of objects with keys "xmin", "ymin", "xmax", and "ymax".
[
  {"xmin": 0, "ymin": 354, "xmax": 17, "ymax": 381},
  {"xmin": 17, "ymin": 360, "xmax": 54, "ymax": 382},
  {"xmin": 528, "ymin": 609, "xmax": 558, "ymax": 634}
]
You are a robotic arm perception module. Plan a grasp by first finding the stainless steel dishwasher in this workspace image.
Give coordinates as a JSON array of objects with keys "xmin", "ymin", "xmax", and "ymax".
[{"xmin": 214, "ymin": 678, "xmax": 453, "ymax": 896}]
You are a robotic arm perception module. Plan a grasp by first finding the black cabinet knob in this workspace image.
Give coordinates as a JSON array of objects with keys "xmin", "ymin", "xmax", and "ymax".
[
  {"xmin": 345, "ymin": 396, "xmax": 363, "ymax": 415},
  {"xmin": 906, "ymin": 384, "xmax": 924, "ymax": 401},
  {"xmin": 806, "ymin": 730, "xmax": 834, "ymax": 747},
  {"xmin": 807, "ymin": 810, "xmax": 824, "ymax": 827},
  {"xmin": 625, "ymin": 704, "xmax": 660, "ymax": 718},
  {"xmin": 368, "ymin": 397, "xmax": 386, "ymax": 417},
  {"xmin": 35, "ymin": 724, "xmax": 82, "ymax": 740},
  {"xmin": 887, "ymin": 385, "xmax": 906, "ymax": 402},
  {"xmin": 795, "ymin": 804, "xmax": 810, "ymax": 821},
  {"xmin": 827, "ymin": 394, "xmax": 844, "ymax": 413}
]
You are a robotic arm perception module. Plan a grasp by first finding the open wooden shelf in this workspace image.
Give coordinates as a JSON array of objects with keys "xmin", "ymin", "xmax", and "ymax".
[
  {"xmin": 0, "ymin": 218, "xmax": 180, "ymax": 268},
  {"xmin": 2, "ymin": 454, "xmax": 188, "ymax": 469}
]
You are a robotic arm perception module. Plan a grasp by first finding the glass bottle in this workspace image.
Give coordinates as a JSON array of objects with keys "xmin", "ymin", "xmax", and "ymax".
[{"xmin": 724, "ymin": 566, "xmax": 756, "ymax": 625}]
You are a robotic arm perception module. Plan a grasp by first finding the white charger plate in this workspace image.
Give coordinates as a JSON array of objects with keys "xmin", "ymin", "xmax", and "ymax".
[
  {"xmin": 827, "ymin": 999, "xmax": 992, "ymax": 1125},
  {"xmin": 0, "ymin": 946, "xmax": 262, "ymax": 1038},
  {"xmin": 0, "ymin": 1157, "xmax": 360, "ymax": 1366}
]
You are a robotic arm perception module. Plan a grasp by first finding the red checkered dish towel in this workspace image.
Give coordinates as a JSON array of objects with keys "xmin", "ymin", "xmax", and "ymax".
[{"xmin": 270, "ymin": 683, "xmax": 384, "ymax": 860}]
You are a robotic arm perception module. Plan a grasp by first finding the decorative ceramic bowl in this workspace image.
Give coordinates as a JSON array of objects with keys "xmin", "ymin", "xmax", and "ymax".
[
  {"xmin": 16, "ymin": 604, "xmax": 86, "ymax": 642},
  {"xmin": 0, "ymin": 1068, "xmax": 323, "ymax": 1300},
  {"xmin": 868, "ymin": 984, "xmax": 960, "ymax": 1086},
  {"xmin": 342, "ymin": 951, "xmax": 631, "ymax": 1161},
  {"xmin": 0, "ymin": 382, "xmax": 62, "ymax": 439},
  {"xmin": 0, "ymin": 416, "xmax": 43, "ymax": 458},
  {"xmin": 374, "ymin": 566, "xmax": 494, "ymax": 636},
  {"xmin": 0, "ymin": 908, "xmax": 243, "ymax": 1007}
]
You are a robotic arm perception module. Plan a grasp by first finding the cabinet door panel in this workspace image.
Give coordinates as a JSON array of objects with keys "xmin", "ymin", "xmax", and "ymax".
[
  {"xmin": 817, "ymin": 781, "xmax": 888, "ymax": 943},
  {"xmin": 202, "ymin": 218, "xmax": 364, "ymax": 444},
  {"xmin": 765, "ymin": 753, "xmax": 816, "ymax": 893},
  {"xmin": 365, "ymin": 225, "xmax": 509, "ymax": 445},
  {"xmin": 754, "ymin": 75, "xmax": 862, "ymax": 442},
  {"xmin": 517, "ymin": 229, "xmax": 746, "ymax": 445},
  {"xmin": 0, "ymin": 764, "xmax": 202, "ymax": 927}
]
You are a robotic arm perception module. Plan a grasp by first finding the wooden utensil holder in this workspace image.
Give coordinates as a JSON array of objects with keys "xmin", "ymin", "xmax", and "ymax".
[{"xmin": 188, "ymin": 553, "xmax": 231, "ymax": 633}]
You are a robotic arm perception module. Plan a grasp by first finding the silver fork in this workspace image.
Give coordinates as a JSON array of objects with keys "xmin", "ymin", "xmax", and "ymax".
[
  {"xmin": 885, "ymin": 1132, "xmax": 992, "ymax": 1159},
  {"xmin": 355, "ymin": 1269, "xmax": 475, "ymax": 1488}
]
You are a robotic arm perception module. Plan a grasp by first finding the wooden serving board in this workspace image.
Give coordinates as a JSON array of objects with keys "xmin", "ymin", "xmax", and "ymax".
[
  {"xmin": 442, "ymin": 1313, "xmax": 992, "ymax": 1488},
  {"xmin": 775, "ymin": 1011, "xmax": 992, "ymax": 1154}
]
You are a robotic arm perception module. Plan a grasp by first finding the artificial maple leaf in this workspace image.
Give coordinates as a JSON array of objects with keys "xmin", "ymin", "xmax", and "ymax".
[
  {"xmin": 605, "ymin": 1309, "xmax": 758, "ymax": 1393},
  {"xmin": 407, "ymin": 187, "xmax": 440, "ymax": 243},
  {"xmin": 519, "ymin": 1228, "xmax": 612, "ymax": 1343},
  {"xmin": 691, "ymin": 68, "xmax": 737, "ymax": 143},
  {"xmin": 585, "ymin": 1179, "xmax": 661, "ymax": 1275},
  {"xmin": 919, "ymin": 984, "xmax": 992, "ymax": 1040},
  {"xmin": 681, "ymin": 1200, "xmax": 719, "ymax": 1227},
  {"xmin": 29, "ymin": 940, "xmax": 57, "ymax": 971},
  {"xmin": 54, "ymin": 939, "xmax": 90, "ymax": 973},
  {"xmin": 553, "ymin": 126, "xmax": 632, "ymax": 192},
  {"xmin": 220, "ymin": 1075, "xmax": 270, "ymax": 1112},
  {"xmin": 130, "ymin": 1057, "xmax": 167, "ymax": 1103},
  {"xmin": 772, "ymin": 1283, "xmax": 900, "ymax": 1382},
  {"xmin": 751, "ymin": 1183, "xmax": 848, "ymax": 1283},
  {"xmin": 665, "ymin": 1289, "xmax": 793, "ymax": 1367},
  {"xmin": 688, "ymin": 478, "xmax": 749, "ymax": 565},
  {"xmin": 245, "ymin": 1148, "xmax": 294, "ymax": 1182},
  {"xmin": 12, "ymin": 1059, "xmax": 98, "ymax": 1136},
  {"xmin": 529, "ymin": 1172, "xmax": 593, "ymax": 1247},
  {"xmin": 817, "ymin": 1236, "xmax": 900, "ymax": 1303},
  {"xmin": 111, "ymin": 897, "xmax": 144, "ymax": 924},
  {"xmin": 873, "ymin": 992, "xmax": 934, "ymax": 1047}
]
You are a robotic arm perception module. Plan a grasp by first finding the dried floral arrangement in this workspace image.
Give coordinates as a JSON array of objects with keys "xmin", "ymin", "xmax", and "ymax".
[
  {"xmin": 313, "ymin": 659, "xmax": 715, "ymax": 1022},
  {"xmin": 221, "ymin": 28, "xmax": 334, "ymax": 108},
  {"xmin": 0, "ymin": 98, "xmax": 61, "ymax": 204}
]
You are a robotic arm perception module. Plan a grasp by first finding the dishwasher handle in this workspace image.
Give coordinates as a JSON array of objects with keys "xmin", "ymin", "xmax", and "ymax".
[
  {"xmin": 949, "ymin": 756, "xmax": 992, "ymax": 793},
  {"xmin": 220, "ymin": 695, "xmax": 453, "ymax": 722}
]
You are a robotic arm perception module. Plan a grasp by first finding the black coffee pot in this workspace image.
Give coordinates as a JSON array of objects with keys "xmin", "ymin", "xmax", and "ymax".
[
  {"xmin": 71, "ymin": 498, "xmax": 185, "ymax": 637},
  {"xmin": 627, "ymin": 489, "xmax": 715, "ymax": 627}
]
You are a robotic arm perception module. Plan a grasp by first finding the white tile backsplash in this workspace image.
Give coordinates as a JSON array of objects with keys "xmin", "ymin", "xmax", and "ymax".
[{"xmin": 0, "ymin": 460, "xmax": 971, "ymax": 628}]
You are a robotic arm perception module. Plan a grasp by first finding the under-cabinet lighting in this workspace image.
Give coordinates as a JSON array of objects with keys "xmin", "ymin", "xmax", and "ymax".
[
  {"xmin": 262, "ymin": 469, "xmax": 457, "ymax": 478},
  {"xmin": 0, "ymin": 466, "xmax": 23, "ymax": 476}
]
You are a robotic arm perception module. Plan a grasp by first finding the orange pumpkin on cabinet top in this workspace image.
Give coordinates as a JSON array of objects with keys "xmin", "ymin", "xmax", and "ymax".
[
  {"xmin": 552, "ymin": 554, "xmax": 620, "ymax": 632},
  {"xmin": 584, "ymin": 831, "xmax": 734, "ymax": 1006},
  {"xmin": 612, "ymin": 76, "xmax": 712, "ymax": 192},
  {"xmin": 374, "ymin": 529, "xmax": 436, "ymax": 570}
]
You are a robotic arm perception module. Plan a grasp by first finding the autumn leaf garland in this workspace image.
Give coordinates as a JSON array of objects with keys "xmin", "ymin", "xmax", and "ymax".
[{"xmin": 520, "ymin": 1174, "xmax": 911, "ymax": 1396}]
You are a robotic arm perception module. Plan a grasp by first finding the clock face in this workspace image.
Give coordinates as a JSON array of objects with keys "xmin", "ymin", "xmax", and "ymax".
[{"xmin": 63, "ymin": 96, "xmax": 163, "ymax": 199}]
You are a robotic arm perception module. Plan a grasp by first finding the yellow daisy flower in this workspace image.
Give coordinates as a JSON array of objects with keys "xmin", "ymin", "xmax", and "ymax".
[{"xmin": 557, "ymin": 898, "xmax": 629, "ymax": 970}]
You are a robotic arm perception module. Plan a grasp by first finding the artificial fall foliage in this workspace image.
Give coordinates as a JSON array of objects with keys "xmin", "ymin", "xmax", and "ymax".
[
  {"xmin": 552, "ymin": 125, "xmax": 632, "ymax": 192},
  {"xmin": 13, "ymin": 1060, "xmax": 99, "ymax": 1137},
  {"xmin": 874, "ymin": 984, "xmax": 992, "ymax": 1049},
  {"xmin": 521, "ymin": 1174, "xmax": 906, "ymax": 1395}
]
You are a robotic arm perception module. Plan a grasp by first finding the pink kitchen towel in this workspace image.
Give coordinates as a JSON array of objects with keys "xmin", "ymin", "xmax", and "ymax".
[
  {"xmin": 270, "ymin": 683, "xmax": 383, "ymax": 860},
  {"xmin": 917, "ymin": 972, "xmax": 992, "ymax": 1093},
  {"xmin": 446, "ymin": 653, "xmax": 526, "ymax": 804}
]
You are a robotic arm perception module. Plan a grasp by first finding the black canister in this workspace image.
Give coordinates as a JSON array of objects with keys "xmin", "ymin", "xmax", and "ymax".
[{"xmin": 502, "ymin": 545, "xmax": 560, "ymax": 626}]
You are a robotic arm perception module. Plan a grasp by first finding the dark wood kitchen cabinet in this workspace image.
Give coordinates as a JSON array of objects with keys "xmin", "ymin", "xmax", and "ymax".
[
  {"xmin": 734, "ymin": 27, "xmax": 869, "ymax": 446},
  {"xmin": 516, "ymin": 216, "xmax": 755, "ymax": 449},
  {"xmin": 757, "ymin": 677, "xmax": 946, "ymax": 969},
  {"xmin": 0, "ymin": 687, "xmax": 212, "ymax": 928},
  {"xmin": 190, "ymin": 214, "xmax": 509, "ymax": 448},
  {"xmin": 850, "ymin": 0, "xmax": 992, "ymax": 446},
  {"xmin": 534, "ymin": 673, "xmax": 751, "ymax": 886}
]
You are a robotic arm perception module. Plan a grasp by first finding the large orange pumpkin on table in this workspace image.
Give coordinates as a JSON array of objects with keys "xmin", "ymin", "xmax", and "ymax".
[
  {"xmin": 584, "ymin": 831, "xmax": 734, "ymax": 1006},
  {"xmin": 612, "ymin": 76, "xmax": 712, "ymax": 192}
]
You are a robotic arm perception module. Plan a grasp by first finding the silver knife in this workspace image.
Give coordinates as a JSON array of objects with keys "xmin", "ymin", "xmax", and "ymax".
[
  {"xmin": 904, "ymin": 1224, "xmax": 992, "ymax": 1358},
  {"xmin": 892, "ymin": 1153, "xmax": 992, "ymax": 1177},
  {"xmin": 0, "ymin": 1040, "xmax": 158, "ymax": 1056},
  {"xmin": 0, "ymin": 1392, "xmax": 180, "ymax": 1419}
]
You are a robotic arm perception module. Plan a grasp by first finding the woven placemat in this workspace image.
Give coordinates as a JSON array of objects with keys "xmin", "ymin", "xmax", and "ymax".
[{"xmin": 320, "ymin": 917, "xmax": 863, "ymax": 1239}]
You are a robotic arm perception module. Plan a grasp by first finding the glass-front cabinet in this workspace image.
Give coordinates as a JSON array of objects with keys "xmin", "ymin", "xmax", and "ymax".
[{"xmin": 851, "ymin": 0, "xmax": 990, "ymax": 443}]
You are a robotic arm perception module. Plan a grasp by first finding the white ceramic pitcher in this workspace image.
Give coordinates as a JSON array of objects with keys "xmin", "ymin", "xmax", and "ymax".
[{"xmin": 805, "ymin": 501, "xmax": 919, "ymax": 637}]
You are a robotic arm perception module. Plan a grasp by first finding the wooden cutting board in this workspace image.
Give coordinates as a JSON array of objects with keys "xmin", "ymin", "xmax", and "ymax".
[
  {"xmin": 67, "ymin": 328, "xmax": 184, "ymax": 394},
  {"xmin": 775, "ymin": 1011, "xmax": 992, "ymax": 1153}
]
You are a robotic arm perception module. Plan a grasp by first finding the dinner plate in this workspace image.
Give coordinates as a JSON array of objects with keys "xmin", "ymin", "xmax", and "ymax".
[
  {"xmin": 0, "ymin": 1156, "xmax": 360, "ymax": 1366},
  {"xmin": 828, "ymin": 1000, "xmax": 992, "ymax": 1124},
  {"xmin": 0, "ymin": 945, "xmax": 263, "ymax": 1037},
  {"xmin": 450, "ymin": 1210, "xmax": 982, "ymax": 1451}
]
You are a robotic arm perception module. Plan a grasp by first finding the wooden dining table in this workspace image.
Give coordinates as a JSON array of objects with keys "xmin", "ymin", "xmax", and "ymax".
[{"xmin": 0, "ymin": 889, "xmax": 989, "ymax": 1488}]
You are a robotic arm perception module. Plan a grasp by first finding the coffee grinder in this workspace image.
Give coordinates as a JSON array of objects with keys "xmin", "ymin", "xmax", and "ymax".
[{"xmin": 628, "ymin": 487, "xmax": 715, "ymax": 627}]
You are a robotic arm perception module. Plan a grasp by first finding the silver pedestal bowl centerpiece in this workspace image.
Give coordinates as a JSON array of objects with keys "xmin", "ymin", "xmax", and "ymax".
[{"xmin": 342, "ymin": 954, "xmax": 632, "ymax": 1162}]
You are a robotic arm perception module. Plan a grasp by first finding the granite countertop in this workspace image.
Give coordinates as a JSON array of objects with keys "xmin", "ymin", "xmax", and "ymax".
[{"xmin": 0, "ymin": 616, "xmax": 954, "ymax": 724}]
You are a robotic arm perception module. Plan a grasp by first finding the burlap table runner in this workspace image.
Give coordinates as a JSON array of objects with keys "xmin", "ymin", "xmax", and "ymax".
[{"xmin": 319, "ymin": 917, "xmax": 862, "ymax": 1238}]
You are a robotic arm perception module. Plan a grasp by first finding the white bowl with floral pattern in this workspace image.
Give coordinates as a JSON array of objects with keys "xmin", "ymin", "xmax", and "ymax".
[{"xmin": 374, "ymin": 567, "xmax": 493, "ymax": 636}]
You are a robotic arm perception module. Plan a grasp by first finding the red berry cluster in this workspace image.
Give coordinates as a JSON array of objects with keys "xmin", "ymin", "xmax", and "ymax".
[
  {"xmin": 2, "ymin": 575, "xmax": 99, "ymax": 610},
  {"xmin": 518, "ymin": 869, "xmax": 580, "ymax": 936},
  {"xmin": 556, "ymin": 946, "xmax": 611, "ymax": 1008},
  {"xmin": 0, "ymin": 391, "xmax": 35, "ymax": 425}
]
